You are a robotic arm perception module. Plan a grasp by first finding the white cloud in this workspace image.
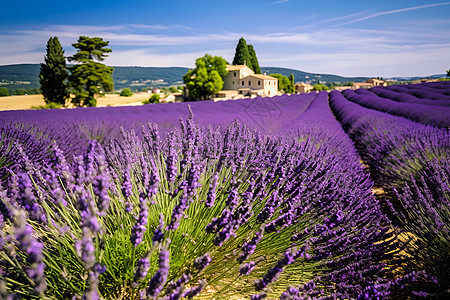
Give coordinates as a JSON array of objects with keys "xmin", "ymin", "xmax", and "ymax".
[
  {"xmin": 332, "ymin": 2, "xmax": 450, "ymax": 27},
  {"xmin": 1, "ymin": 23, "xmax": 449, "ymax": 77}
]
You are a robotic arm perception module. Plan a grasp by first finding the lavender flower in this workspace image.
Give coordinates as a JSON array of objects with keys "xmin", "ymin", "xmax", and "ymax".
[
  {"xmin": 238, "ymin": 228, "xmax": 264, "ymax": 263},
  {"xmin": 165, "ymin": 273, "xmax": 191, "ymax": 300},
  {"xmin": 16, "ymin": 172, "xmax": 47, "ymax": 224},
  {"xmin": 152, "ymin": 213, "xmax": 165, "ymax": 243},
  {"xmin": 182, "ymin": 280, "xmax": 206, "ymax": 299},
  {"xmin": 134, "ymin": 255, "xmax": 150, "ymax": 284},
  {"xmin": 239, "ymin": 261, "xmax": 256, "ymax": 276},
  {"xmin": 146, "ymin": 245, "xmax": 170, "ymax": 298},
  {"xmin": 205, "ymin": 173, "xmax": 219, "ymax": 208},
  {"xmin": 92, "ymin": 155, "xmax": 110, "ymax": 216},
  {"xmin": 255, "ymin": 249, "xmax": 295, "ymax": 291},
  {"xmin": 193, "ymin": 253, "xmax": 212, "ymax": 272},
  {"xmin": 130, "ymin": 194, "xmax": 148, "ymax": 247},
  {"xmin": 76, "ymin": 227, "xmax": 96, "ymax": 270},
  {"xmin": 121, "ymin": 169, "xmax": 133, "ymax": 199},
  {"xmin": 12, "ymin": 209, "xmax": 47, "ymax": 296}
]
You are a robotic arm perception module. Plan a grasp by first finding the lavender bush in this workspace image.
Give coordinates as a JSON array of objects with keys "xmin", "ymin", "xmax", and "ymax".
[
  {"xmin": 329, "ymin": 89, "xmax": 450, "ymax": 297},
  {"xmin": 0, "ymin": 101, "xmax": 404, "ymax": 299}
]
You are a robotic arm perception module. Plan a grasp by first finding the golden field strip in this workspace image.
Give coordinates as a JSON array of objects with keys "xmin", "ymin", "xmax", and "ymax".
[{"xmin": 0, "ymin": 93, "xmax": 152, "ymax": 111}]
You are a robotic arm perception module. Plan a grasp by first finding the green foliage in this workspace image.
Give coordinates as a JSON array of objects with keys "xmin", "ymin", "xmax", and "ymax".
[
  {"xmin": 232, "ymin": 38, "xmax": 261, "ymax": 74},
  {"xmin": 0, "ymin": 87, "xmax": 9, "ymax": 97},
  {"xmin": 183, "ymin": 54, "xmax": 227, "ymax": 100},
  {"xmin": 447, "ymin": 69, "xmax": 450, "ymax": 77},
  {"xmin": 143, "ymin": 93, "xmax": 160, "ymax": 104},
  {"xmin": 68, "ymin": 36, "xmax": 114, "ymax": 107},
  {"xmin": 120, "ymin": 88, "xmax": 133, "ymax": 97},
  {"xmin": 248, "ymin": 45, "xmax": 261, "ymax": 74},
  {"xmin": 30, "ymin": 102, "xmax": 63, "ymax": 110},
  {"xmin": 311, "ymin": 84, "xmax": 329, "ymax": 91},
  {"xmin": 40, "ymin": 37, "xmax": 70, "ymax": 105},
  {"xmin": 289, "ymin": 73, "xmax": 294, "ymax": 86},
  {"xmin": 269, "ymin": 74, "xmax": 294, "ymax": 93}
]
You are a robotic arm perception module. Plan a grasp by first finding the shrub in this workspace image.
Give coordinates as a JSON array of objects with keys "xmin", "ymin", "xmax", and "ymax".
[
  {"xmin": 120, "ymin": 88, "xmax": 133, "ymax": 97},
  {"xmin": 143, "ymin": 93, "xmax": 160, "ymax": 104},
  {"xmin": 0, "ymin": 87, "xmax": 9, "ymax": 97}
]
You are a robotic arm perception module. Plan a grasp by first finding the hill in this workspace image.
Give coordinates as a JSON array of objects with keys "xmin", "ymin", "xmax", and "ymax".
[
  {"xmin": 1, "ymin": 64, "xmax": 444, "ymax": 93},
  {"xmin": 261, "ymin": 67, "xmax": 369, "ymax": 84}
]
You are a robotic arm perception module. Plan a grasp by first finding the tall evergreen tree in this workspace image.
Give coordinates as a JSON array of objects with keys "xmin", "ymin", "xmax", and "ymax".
[
  {"xmin": 232, "ymin": 38, "xmax": 252, "ymax": 67},
  {"xmin": 289, "ymin": 73, "xmax": 295, "ymax": 86},
  {"xmin": 68, "ymin": 36, "xmax": 114, "ymax": 107},
  {"xmin": 248, "ymin": 45, "xmax": 261, "ymax": 74},
  {"xmin": 232, "ymin": 38, "xmax": 261, "ymax": 74},
  {"xmin": 39, "ymin": 37, "xmax": 69, "ymax": 105}
]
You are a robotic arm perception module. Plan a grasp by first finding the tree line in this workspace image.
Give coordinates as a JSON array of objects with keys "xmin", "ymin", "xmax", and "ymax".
[{"xmin": 39, "ymin": 36, "xmax": 113, "ymax": 107}]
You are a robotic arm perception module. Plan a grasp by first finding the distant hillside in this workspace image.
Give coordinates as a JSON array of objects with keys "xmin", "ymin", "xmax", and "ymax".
[
  {"xmin": 1, "ymin": 64, "xmax": 444, "ymax": 93},
  {"xmin": 261, "ymin": 67, "xmax": 369, "ymax": 84},
  {"xmin": 0, "ymin": 64, "xmax": 189, "ymax": 92}
]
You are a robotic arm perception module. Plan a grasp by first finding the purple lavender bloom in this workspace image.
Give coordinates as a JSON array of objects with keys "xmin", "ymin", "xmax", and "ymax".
[
  {"xmin": 193, "ymin": 253, "xmax": 212, "ymax": 272},
  {"xmin": 146, "ymin": 247, "xmax": 170, "ymax": 298},
  {"xmin": 152, "ymin": 213, "xmax": 165, "ymax": 243},
  {"xmin": 76, "ymin": 227, "xmax": 96, "ymax": 270},
  {"xmin": 16, "ymin": 172, "xmax": 47, "ymax": 224},
  {"xmin": 251, "ymin": 293, "xmax": 267, "ymax": 300},
  {"xmin": 13, "ymin": 210, "xmax": 47, "ymax": 296},
  {"xmin": 134, "ymin": 256, "xmax": 150, "ymax": 283},
  {"xmin": 92, "ymin": 155, "xmax": 110, "ymax": 216},
  {"xmin": 238, "ymin": 229, "xmax": 264, "ymax": 263},
  {"xmin": 130, "ymin": 195, "xmax": 148, "ymax": 247},
  {"xmin": 165, "ymin": 273, "xmax": 191, "ymax": 300},
  {"xmin": 182, "ymin": 280, "xmax": 206, "ymax": 299},
  {"xmin": 255, "ymin": 249, "xmax": 295, "ymax": 291},
  {"xmin": 239, "ymin": 261, "xmax": 256, "ymax": 275},
  {"xmin": 167, "ymin": 186, "xmax": 188, "ymax": 230},
  {"xmin": 279, "ymin": 286, "xmax": 300, "ymax": 300},
  {"xmin": 121, "ymin": 169, "xmax": 133, "ymax": 199},
  {"xmin": 205, "ymin": 173, "xmax": 219, "ymax": 208}
]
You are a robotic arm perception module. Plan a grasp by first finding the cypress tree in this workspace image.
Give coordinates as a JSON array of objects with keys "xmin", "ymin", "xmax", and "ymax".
[
  {"xmin": 248, "ymin": 45, "xmax": 261, "ymax": 74},
  {"xmin": 232, "ymin": 38, "xmax": 252, "ymax": 68},
  {"xmin": 39, "ymin": 37, "xmax": 69, "ymax": 105}
]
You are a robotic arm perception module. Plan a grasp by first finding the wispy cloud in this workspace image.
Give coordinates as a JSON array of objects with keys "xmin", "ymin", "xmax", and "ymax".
[
  {"xmin": 1, "ymin": 23, "xmax": 449, "ymax": 77},
  {"xmin": 332, "ymin": 2, "xmax": 450, "ymax": 27},
  {"xmin": 269, "ymin": 0, "xmax": 290, "ymax": 5}
]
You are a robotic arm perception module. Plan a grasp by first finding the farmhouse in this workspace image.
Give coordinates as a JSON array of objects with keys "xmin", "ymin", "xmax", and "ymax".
[
  {"xmin": 295, "ymin": 83, "xmax": 313, "ymax": 93},
  {"xmin": 214, "ymin": 65, "xmax": 278, "ymax": 100}
]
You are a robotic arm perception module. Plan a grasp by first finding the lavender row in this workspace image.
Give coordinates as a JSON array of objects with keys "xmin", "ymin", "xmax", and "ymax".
[
  {"xmin": 367, "ymin": 86, "xmax": 450, "ymax": 107},
  {"xmin": 0, "ymin": 93, "xmax": 315, "ymax": 158},
  {"xmin": 329, "ymin": 90, "xmax": 450, "ymax": 296},
  {"xmin": 341, "ymin": 88, "xmax": 450, "ymax": 128},
  {"xmin": 385, "ymin": 82, "xmax": 450, "ymax": 99},
  {"xmin": 1, "ymin": 105, "xmax": 411, "ymax": 299}
]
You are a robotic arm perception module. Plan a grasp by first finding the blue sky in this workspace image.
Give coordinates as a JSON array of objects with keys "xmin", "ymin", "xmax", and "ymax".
[{"xmin": 1, "ymin": 0, "xmax": 449, "ymax": 77}]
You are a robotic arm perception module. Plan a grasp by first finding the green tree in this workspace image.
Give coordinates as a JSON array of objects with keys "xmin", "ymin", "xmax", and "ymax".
[
  {"xmin": 248, "ymin": 45, "xmax": 261, "ymax": 74},
  {"xmin": 183, "ymin": 54, "xmax": 228, "ymax": 100},
  {"xmin": 68, "ymin": 36, "xmax": 114, "ymax": 107},
  {"xmin": 270, "ymin": 73, "xmax": 294, "ymax": 93},
  {"xmin": 39, "ymin": 37, "xmax": 69, "ymax": 105},
  {"xmin": 289, "ymin": 73, "xmax": 294, "ymax": 86},
  {"xmin": 120, "ymin": 88, "xmax": 133, "ymax": 97},
  {"xmin": 0, "ymin": 87, "xmax": 9, "ymax": 97},
  {"xmin": 232, "ymin": 38, "xmax": 251, "ymax": 67},
  {"xmin": 311, "ymin": 84, "xmax": 329, "ymax": 91},
  {"xmin": 447, "ymin": 69, "xmax": 450, "ymax": 77}
]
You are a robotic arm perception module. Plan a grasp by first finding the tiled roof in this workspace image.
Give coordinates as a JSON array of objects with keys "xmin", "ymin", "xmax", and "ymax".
[{"xmin": 247, "ymin": 74, "xmax": 277, "ymax": 80}]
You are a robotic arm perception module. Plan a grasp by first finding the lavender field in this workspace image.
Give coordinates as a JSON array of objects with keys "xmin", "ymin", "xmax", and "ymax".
[{"xmin": 0, "ymin": 82, "xmax": 449, "ymax": 299}]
